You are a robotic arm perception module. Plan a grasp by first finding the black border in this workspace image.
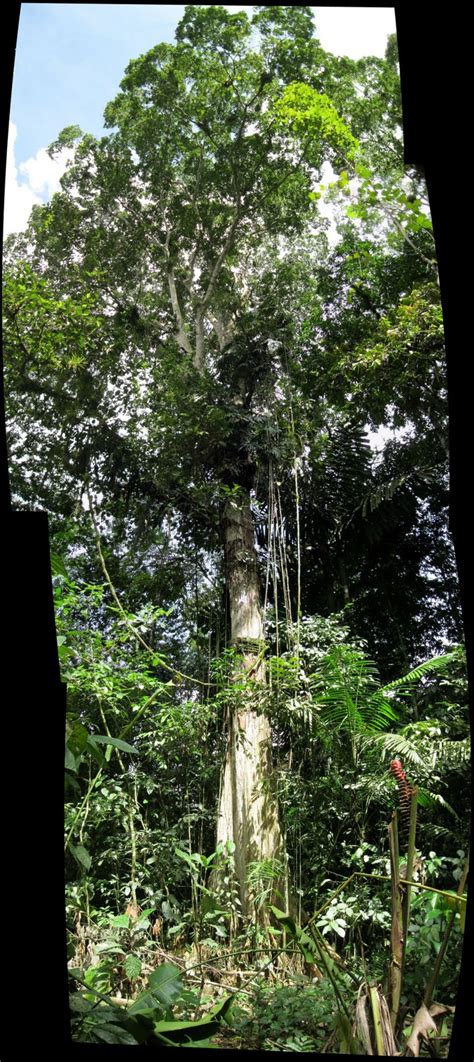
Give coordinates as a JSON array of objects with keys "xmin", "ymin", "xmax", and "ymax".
[
  {"xmin": 395, "ymin": 9, "xmax": 472, "ymax": 1058},
  {"xmin": 1, "ymin": 4, "xmax": 471, "ymax": 1059}
]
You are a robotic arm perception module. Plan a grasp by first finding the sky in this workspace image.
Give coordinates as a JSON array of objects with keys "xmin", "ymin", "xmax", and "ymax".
[{"xmin": 4, "ymin": 5, "xmax": 396, "ymax": 238}]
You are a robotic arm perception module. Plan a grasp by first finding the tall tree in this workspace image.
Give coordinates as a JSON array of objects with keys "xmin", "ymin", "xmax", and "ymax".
[
  {"xmin": 3, "ymin": 5, "xmax": 362, "ymax": 914},
  {"xmin": 4, "ymin": 8, "xmax": 460, "ymax": 919}
]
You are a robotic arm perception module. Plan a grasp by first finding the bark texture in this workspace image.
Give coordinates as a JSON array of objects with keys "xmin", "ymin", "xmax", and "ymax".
[{"xmin": 216, "ymin": 494, "xmax": 286, "ymax": 918}]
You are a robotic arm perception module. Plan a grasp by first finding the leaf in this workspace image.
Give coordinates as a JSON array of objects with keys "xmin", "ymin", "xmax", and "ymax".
[
  {"xmin": 89, "ymin": 735, "xmax": 138, "ymax": 753},
  {"xmin": 148, "ymin": 963, "xmax": 184, "ymax": 1008},
  {"xmin": 111, "ymin": 914, "xmax": 131, "ymax": 928},
  {"xmin": 180, "ymin": 1038, "xmax": 215, "ymax": 1048},
  {"xmin": 50, "ymin": 552, "xmax": 69, "ymax": 578},
  {"xmin": 161, "ymin": 900, "xmax": 174, "ymax": 921},
  {"xmin": 68, "ymin": 843, "xmax": 92, "ymax": 871},
  {"xmin": 137, "ymin": 908, "xmax": 153, "ymax": 919},
  {"xmin": 405, "ymin": 1003, "xmax": 438, "ymax": 1056},
  {"xmin": 334, "ymin": 1011, "xmax": 362, "ymax": 1054},
  {"xmin": 380, "ymin": 653, "xmax": 457, "ymax": 697},
  {"xmin": 153, "ymin": 995, "xmax": 234, "ymax": 1043},
  {"xmin": 67, "ymin": 721, "xmax": 91, "ymax": 754},
  {"xmin": 64, "ymin": 746, "xmax": 77, "ymax": 772},
  {"xmin": 47, "ymin": 124, "xmax": 83, "ymax": 158},
  {"xmin": 125, "ymin": 954, "xmax": 142, "ymax": 980},
  {"xmin": 175, "ymin": 847, "xmax": 196, "ymax": 867},
  {"xmin": 355, "ymin": 162, "xmax": 372, "ymax": 180},
  {"xmin": 269, "ymin": 907, "xmax": 316, "ymax": 963},
  {"xmin": 417, "ymin": 789, "xmax": 458, "ymax": 818},
  {"xmin": 95, "ymin": 943, "xmax": 126, "ymax": 955},
  {"xmin": 120, "ymin": 1012, "xmax": 157, "ymax": 1045},
  {"xmin": 127, "ymin": 992, "xmax": 165, "ymax": 1019},
  {"xmin": 93, "ymin": 1022, "xmax": 139, "ymax": 1045},
  {"xmin": 362, "ymin": 730, "xmax": 426, "ymax": 767},
  {"xmin": 269, "ymin": 906, "xmax": 297, "ymax": 935},
  {"xmin": 153, "ymin": 1018, "xmax": 217, "ymax": 1042},
  {"xmin": 441, "ymin": 891, "xmax": 467, "ymax": 929}
]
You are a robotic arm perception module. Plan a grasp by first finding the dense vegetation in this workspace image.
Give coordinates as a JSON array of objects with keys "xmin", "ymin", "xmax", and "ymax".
[{"xmin": 3, "ymin": 7, "xmax": 469, "ymax": 1054}]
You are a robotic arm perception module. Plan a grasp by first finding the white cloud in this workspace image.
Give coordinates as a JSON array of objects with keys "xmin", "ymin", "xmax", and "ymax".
[
  {"xmin": 3, "ymin": 122, "xmax": 41, "ymax": 238},
  {"xmin": 224, "ymin": 6, "xmax": 395, "ymax": 59},
  {"xmin": 3, "ymin": 121, "xmax": 74, "ymax": 239},
  {"xmin": 313, "ymin": 7, "xmax": 395, "ymax": 59}
]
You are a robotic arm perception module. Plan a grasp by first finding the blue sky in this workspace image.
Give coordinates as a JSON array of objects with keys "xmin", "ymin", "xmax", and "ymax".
[
  {"xmin": 11, "ymin": 4, "xmax": 187, "ymax": 162},
  {"xmin": 5, "ymin": 5, "xmax": 396, "ymax": 237}
]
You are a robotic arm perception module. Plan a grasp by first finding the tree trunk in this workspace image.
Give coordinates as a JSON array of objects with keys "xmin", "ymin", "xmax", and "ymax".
[{"xmin": 216, "ymin": 492, "xmax": 287, "ymax": 920}]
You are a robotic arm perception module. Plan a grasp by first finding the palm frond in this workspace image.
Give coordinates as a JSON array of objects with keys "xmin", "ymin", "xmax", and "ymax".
[
  {"xmin": 359, "ymin": 730, "xmax": 469, "ymax": 783},
  {"xmin": 316, "ymin": 688, "xmax": 366, "ymax": 733},
  {"xmin": 422, "ymin": 823, "xmax": 460, "ymax": 844},
  {"xmin": 310, "ymin": 645, "xmax": 399, "ymax": 734},
  {"xmin": 360, "ymin": 731, "xmax": 426, "ymax": 768},
  {"xmin": 361, "ymin": 472, "xmax": 410, "ymax": 518},
  {"xmin": 430, "ymin": 737, "xmax": 470, "ymax": 770},
  {"xmin": 379, "ymin": 652, "xmax": 459, "ymax": 698},
  {"xmin": 364, "ymin": 691, "xmax": 399, "ymax": 731},
  {"xmin": 417, "ymin": 788, "xmax": 458, "ymax": 818}
]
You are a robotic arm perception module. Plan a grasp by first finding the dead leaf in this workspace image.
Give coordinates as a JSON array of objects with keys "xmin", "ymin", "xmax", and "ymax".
[
  {"xmin": 378, "ymin": 989, "xmax": 398, "ymax": 1056},
  {"xmin": 405, "ymin": 1003, "xmax": 438, "ymax": 1056},
  {"xmin": 355, "ymin": 985, "xmax": 373, "ymax": 1055},
  {"xmin": 429, "ymin": 1002, "xmax": 455, "ymax": 1017}
]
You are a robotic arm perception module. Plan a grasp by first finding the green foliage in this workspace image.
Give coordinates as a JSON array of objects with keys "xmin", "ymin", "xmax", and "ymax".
[
  {"xmin": 400, "ymin": 850, "xmax": 466, "ymax": 1003},
  {"xmin": 310, "ymin": 644, "xmax": 399, "ymax": 734},
  {"xmin": 47, "ymin": 124, "xmax": 83, "ymax": 157},
  {"xmin": 3, "ymin": 9, "xmax": 467, "ymax": 1054},
  {"xmin": 246, "ymin": 858, "xmax": 285, "ymax": 906},
  {"xmin": 170, "ymin": 841, "xmax": 241, "ymax": 944},
  {"xmin": 3, "ymin": 261, "xmax": 104, "ymax": 373},
  {"xmin": 234, "ymin": 980, "xmax": 342, "ymax": 1051},
  {"xmin": 271, "ymin": 81, "xmax": 359, "ymax": 164},
  {"xmin": 69, "ymin": 961, "xmax": 233, "ymax": 1045}
]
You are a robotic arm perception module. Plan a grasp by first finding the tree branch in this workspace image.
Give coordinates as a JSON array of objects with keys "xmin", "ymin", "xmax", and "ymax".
[{"xmin": 163, "ymin": 226, "xmax": 193, "ymax": 355}]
